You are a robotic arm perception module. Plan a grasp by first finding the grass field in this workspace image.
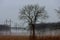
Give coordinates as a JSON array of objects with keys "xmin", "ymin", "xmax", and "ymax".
[{"xmin": 0, "ymin": 35, "xmax": 60, "ymax": 40}]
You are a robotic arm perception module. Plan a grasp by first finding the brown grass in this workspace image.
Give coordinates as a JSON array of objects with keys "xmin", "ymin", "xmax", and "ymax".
[{"xmin": 0, "ymin": 35, "xmax": 60, "ymax": 40}]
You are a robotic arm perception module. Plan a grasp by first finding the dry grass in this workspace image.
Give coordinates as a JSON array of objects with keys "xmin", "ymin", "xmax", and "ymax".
[
  {"xmin": 0, "ymin": 35, "xmax": 29, "ymax": 40},
  {"xmin": 0, "ymin": 35, "xmax": 60, "ymax": 40}
]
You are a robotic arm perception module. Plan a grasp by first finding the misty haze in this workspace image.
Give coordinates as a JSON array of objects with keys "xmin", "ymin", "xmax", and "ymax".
[{"xmin": 0, "ymin": 0, "xmax": 60, "ymax": 40}]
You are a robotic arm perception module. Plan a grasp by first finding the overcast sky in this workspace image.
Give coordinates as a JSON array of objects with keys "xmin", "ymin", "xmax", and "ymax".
[{"xmin": 0, "ymin": 0, "xmax": 60, "ymax": 26}]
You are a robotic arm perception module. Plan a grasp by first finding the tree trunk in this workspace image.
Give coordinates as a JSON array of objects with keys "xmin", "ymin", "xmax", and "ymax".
[
  {"xmin": 32, "ymin": 24, "xmax": 35, "ymax": 40},
  {"xmin": 29, "ymin": 24, "xmax": 35, "ymax": 40}
]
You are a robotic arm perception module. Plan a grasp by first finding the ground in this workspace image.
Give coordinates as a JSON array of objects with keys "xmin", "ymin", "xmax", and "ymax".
[{"xmin": 0, "ymin": 35, "xmax": 60, "ymax": 40}]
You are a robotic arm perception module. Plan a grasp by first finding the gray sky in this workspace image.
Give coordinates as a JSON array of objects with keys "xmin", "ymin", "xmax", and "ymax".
[{"xmin": 0, "ymin": 0, "xmax": 60, "ymax": 26}]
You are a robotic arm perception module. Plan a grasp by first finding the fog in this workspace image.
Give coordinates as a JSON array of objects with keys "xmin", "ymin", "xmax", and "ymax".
[{"xmin": 0, "ymin": 0, "xmax": 60, "ymax": 27}]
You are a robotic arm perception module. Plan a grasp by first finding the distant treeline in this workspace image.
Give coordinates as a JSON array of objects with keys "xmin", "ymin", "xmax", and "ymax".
[
  {"xmin": 35, "ymin": 22, "xmax": 60, "ymax": 31},
  {"xmin": 0, "ymin": 22, "xmax": 60, "ymax": 31}
]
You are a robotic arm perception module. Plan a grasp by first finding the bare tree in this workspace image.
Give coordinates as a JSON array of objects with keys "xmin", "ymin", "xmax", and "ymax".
[
  {"xmin": 55, "ymin": 7, "xmax": 60, "ymax": 18},
  {"xmin": 55, "ymin": 7, "xmax": 60, "ymax": 13},
  {"xmin": 19, "ymin": 5, "xmax": 48, "ymax": 40}
]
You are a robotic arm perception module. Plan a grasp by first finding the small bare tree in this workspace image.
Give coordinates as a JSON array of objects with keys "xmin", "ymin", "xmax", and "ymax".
[
  {"xmin": 55, "ymin": 7, "xmax": 60, "ymax": 18},
  {"xmin": 19, "ymin": 5, "xmax": 48, "ymax": 40}
]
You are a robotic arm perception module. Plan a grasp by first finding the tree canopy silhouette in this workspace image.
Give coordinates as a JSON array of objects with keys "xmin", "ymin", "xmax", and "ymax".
[
  {"xmin": 19, "ymin": 4, "xmax": 48, "ymax": 40},
  {"xmin": 55, "ymin": 7, "xmax": 60, "ymax": 18}
]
